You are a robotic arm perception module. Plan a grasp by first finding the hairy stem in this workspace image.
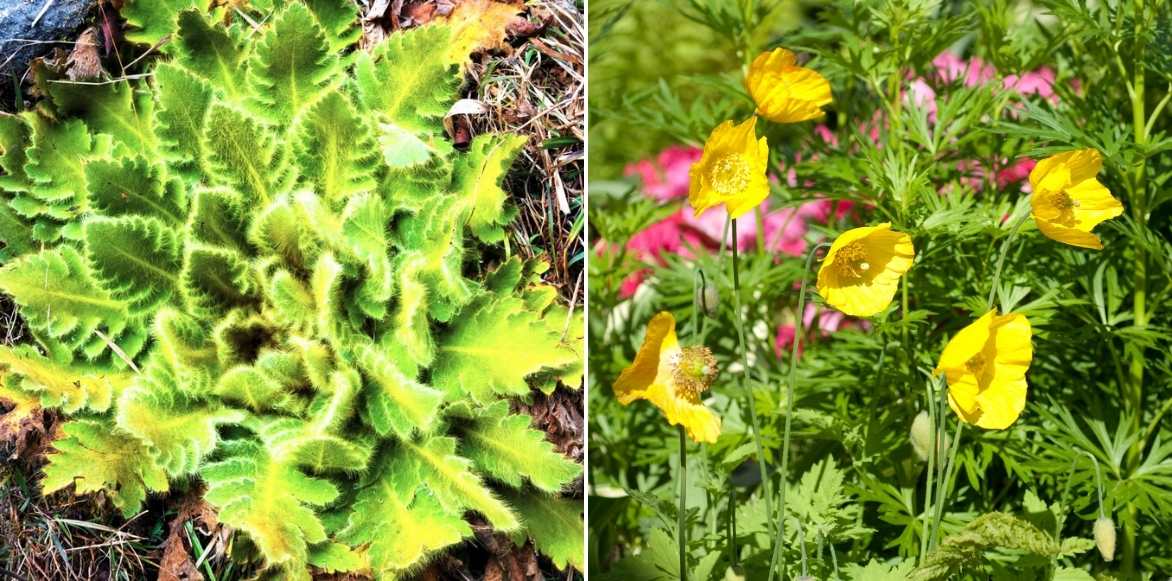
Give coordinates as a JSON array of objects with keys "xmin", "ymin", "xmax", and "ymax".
[
  {"xmin": 728, "ymin": 219, "xmax": 777, "ymax": 556},
  {"xmin": 767, "ymin": 241, "xmax": 830, "ymax": 580}
]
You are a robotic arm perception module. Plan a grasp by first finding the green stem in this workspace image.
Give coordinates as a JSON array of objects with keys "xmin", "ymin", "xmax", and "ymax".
[
  {"xmin": 728, "ymin": 219, "xmax": 777, "ymax": 556},
  {"xmin": 766, "ymin": 241, "xmax": 830, "ymax": 581},
  {"xmin": 919, "ymin": 376, "xmax": 941, "ymax": 562},
  {"xmin": 930, "ymin": 420, "xmax": 964, "ymax": 551},
  {"xmin": 1125, "ymin": 3, "xmax": 1148, "ymax": 573},
  {"xmin": 987, "ymin": 207, "xmax": 1029, "ymax": 312},
  {"xmin": 678, "ymin": 426, "xmax": 688, "ymax": 581}
]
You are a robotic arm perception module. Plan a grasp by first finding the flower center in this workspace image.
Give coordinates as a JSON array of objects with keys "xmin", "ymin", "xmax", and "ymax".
[
  {"xmin": 670, "ymin": 346, "xmax": 717, "ymax": 400},
  {"xmin": 834, "ymin": 241, "xmax": 872, "ymax": 280},
  {"xmin": 1051, "ymin": 191, "xmax": 1080, "ymax": 210},
  {"xmin": 708, "ymin": 154, "xmax": 751, "ymax": 195},
  {"xmin": 965, "ymin": 352, "xmax": 987, "ymax": 375}
]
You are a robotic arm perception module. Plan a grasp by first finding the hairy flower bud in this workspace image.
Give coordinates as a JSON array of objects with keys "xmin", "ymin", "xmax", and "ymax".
[
  {"xmin": 1094, "ymin": 516, "xmax": 1116, "ymax": 562},
  {"xmin": 910, "ymin": 410, "xmax": 948, "ymax": 462},
  {"xmin": 698, "ymin": 283, "xmax": 720, "ymax": 316}
]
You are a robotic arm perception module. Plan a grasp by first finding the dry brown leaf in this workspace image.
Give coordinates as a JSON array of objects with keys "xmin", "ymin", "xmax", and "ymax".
[
  {"xmin": 0, "ymin": 377, "xmax": 48, "ymax": 459},
  {"xmin": 440, "ymin": 0, "xmax": 525, "ymax": 64}
]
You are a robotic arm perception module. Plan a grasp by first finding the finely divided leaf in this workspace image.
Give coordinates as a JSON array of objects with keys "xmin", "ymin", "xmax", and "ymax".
[
  {"xmin": 42, "ymin": 418, "xmax": 168, "ymax": 517},
  {"xmin": 450, "ymin": 133, "xmax": 527, "ymax": 242}
]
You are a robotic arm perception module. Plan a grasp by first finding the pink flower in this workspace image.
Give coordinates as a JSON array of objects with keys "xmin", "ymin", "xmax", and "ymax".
[
  {"xmin": 619, "ymin": 268, "xmax": 650, "ymax": 299},
  {"xmin": 996, "ymin": 158, "xmax": 1036, "ymax": 189},
  {"xmin": 623, "ymin": 146, "xmax": 701, "ymax": 202},
  {"xmin": 933, "ymin": 52, "xmax": 995, "ymax": 86},
  {"xmin": 774, "ymin": 324, "xmax": 800, "ymax": 358},
  {"xmin": 1004, "ymin": 68, "xmax": 1056, "ymax": 102}
]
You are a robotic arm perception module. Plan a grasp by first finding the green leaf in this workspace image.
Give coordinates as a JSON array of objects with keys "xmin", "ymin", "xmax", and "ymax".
[
  {"xmin": 187, "ymin": 187, "xmax": 250, "ymax": 252},
  {"xmin": 304, "ymin": 0, "xmax": 361, "ymax": 53},
  {"xmin": 202, "ymin": 102, "xmax": 288, "ymax": 205},
  {"xmin": 83, "ymin": 216, "xmax": 182, "ymax": 313},
  {"xmin": 117, "ymin": 360, "xmax": 245, "ymax": 475},
  {"xmin": 356, "ymin": 343, "xmax": 442, "ymax": 438},
  {"xmin": 462, "ymin": 401, "xmax": 580, "ymax": 493},
  {"xmin": 450, "ymin": 133, "xmax": 527, "ymax": 242},
  {"xmin": 180, "ymin": 244, "xmax": 258, "ymax": 317},
  {"xmin": 172, "ymin": 10, "xmax": 247, "ymax": 99},
  {"xmin": 121, "ymin": 0, "xmax": 201, "ymax": 46},
  {"xmin": 247, "ymin": 3, "xmax": 336, "ymax": 124},
  {"xmin": 47, "ymin": 82, "xmax": 157, "ymax": 154},
  {"xmin": 0, "ymin": 203, "xmax": 35, "ymax": 261},
  {"xmin": 401, "ymin": 436, "xmax": 520, "ymax": 531},
  {"xmin": 307, "ymin": 542, "xmax": 364, "ymax": 574},
  {"xmin": 23, "ymin": 117, "xmax": 99, "ymax": 204},
  {"xmin": 0, "ymin": 247, "xmax": 129, "ymax": 352},
  {"xmin": 203, "ymin": 432, "xmax": 336, "ymax": 570},
  {"xmin": 84, "ymin": 156, "xmax": 186, "ymax": 224},
  {"xmin": 353, "ymin": 24, "xmax": 459, "ymax": 134},
  {"xmin": 293, "ymin": 91, "xmax": 378, "ymax": 205},
  {"xmin": 433, "ymin": 296, "xmax": 579, "ymax": 401},
  {"xmin": 339, "ymin": 449, "xmax": 470, "ymax": 577},
  {"xmin": 42, "ymin": 418, "xmax": 168, "ymax": 517},
  {"xmin": 153, "ymin": 62, "xmax": 213, "ymax": 173},
  {"xmin": 340, "ymin": 193, "xmax": 392, "ymax": 319},
  {"xmin": 0, "ymin": 345, "xmax": 133, "ymax": 413},
  {"xmin": 505, "ymin": 491, "xmax": 584, "ymax": 571}
]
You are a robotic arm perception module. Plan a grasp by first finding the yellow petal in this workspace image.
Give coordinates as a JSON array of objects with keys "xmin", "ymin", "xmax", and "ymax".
[
  {"xmin": 1068, "ymin": 178, "xmax": 1124, "ymax": 231},
  {"xmin": 816, "ymin": 223, "xmax": 915, "ymax": 317},
  {"xmin": 612, "ymin": 312, "xmax": 722, "ymax": 444},
  {"xmin": 1035, "ymin": 217, "xmax": 1104, "ymax": 250},
  {"xmin": 688, "ymin": 117, "xmax": 770, "ymax": 219},
  {"xmin": 938, "ymin": 310, "xmax": 1033, "ymax": 430},
  {"xmin": 613, "ymin": 312, "xmax": 678, "ymax": 403},
  {"xmin": 936, "ymin": 310, "xmax": 996, "ymax": 372},
  {"xmin": 746, "ymin": 48, "xmax": 832, "ymax": 124}
]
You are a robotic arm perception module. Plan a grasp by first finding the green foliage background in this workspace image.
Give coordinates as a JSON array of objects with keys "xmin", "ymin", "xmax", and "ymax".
[
  {"xmin": 588, "ymin": 0, "xmax": 1172, "ymax": 579},
  {"xmin": 0, "ymin": 1, "xmax": 584, "ymax": 579}
]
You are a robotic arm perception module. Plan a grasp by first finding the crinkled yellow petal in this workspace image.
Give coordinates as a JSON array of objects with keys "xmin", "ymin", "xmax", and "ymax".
[
  {"xmin": 1028, "ymin": 149, "xmax": 1122, "ymax": 250},
  {"xmin": 612, "ymin": 312, "xmax": 722, "ymax": 443},
  {"xmin": 1029, "ymin": 149, "xmax": 1101, "ymax": 190},
  {"xmin": 1068, "ymin": 178, "xmax": 1124, "ymax": 230},
  {"xmin": 746, "ymin": 48, "xmax": 832, "ymax": 124},
  {"xmin": 938, "ymin": 310, "xmax": 1033, "ymax": 430},
  {"xmin": 688, "ymin": 117, "xmax": 770, "ymax": 219},
  {"xmin": 816, "ymin": 223, "xmax": 915, "ymax": 317}
]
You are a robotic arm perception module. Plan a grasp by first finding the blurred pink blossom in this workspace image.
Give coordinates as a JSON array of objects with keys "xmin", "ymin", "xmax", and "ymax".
[{"xmin": 623, "ymin": 146, "xmax": 700, "ymax": 202}]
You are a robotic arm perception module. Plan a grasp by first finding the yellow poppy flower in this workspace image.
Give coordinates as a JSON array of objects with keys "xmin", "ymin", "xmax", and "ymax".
[
  {"xmin": 613, "ymin": 312, "xmax": 721, "ymax": 443},
  {"xmin": 688, "ymin": 117, "xmax": 769, "ymax": 219},
  {"xmin": 1029, "ymin": 149, "xmax": 1123, "ymax": 250},
  {"xmin": 745, "ymin": 48, "xmax": 832, "ymax": 124},
  {"xmin": 935, "ymin": 310, "xmax": 1033, "ymax": 430},
  {"xmin": 816, "ymin": 223, "xmax": 915, "ymax": 317}
]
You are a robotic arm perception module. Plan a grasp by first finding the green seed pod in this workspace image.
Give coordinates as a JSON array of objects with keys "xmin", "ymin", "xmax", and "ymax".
[{"xmin": 1094, "ymin": 516, "xmax": 1116, "ymax": 562}]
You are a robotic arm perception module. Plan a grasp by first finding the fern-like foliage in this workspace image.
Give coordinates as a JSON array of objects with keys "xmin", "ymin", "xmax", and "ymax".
[{"xmin": 0, "ymin": 1, "xmax": 582, "ymax": 577}]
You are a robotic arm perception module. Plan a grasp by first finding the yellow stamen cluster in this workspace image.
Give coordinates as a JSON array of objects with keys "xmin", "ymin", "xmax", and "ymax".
[
  {"xmin": 670, "ymin": 346, "xmax": 717, "ymax": 400},
  {"xmin": 708, "ymin": 154, "xmax": 751, "ymax": 195},
  {"xmin": 834, "ymin": 241, "xmax": 871, "ymax": 280},
  {"xmin": 965, "ymin": 352, "xmax": 987, "ymax": 375}
]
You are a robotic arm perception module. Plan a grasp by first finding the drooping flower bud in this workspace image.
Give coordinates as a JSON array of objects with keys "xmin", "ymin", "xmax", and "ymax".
[
  {"xmin": 696, "ymin": 282, "xmax": 719, "ymax": 316},
  {"xmin": 1094, "ymin": 516, "xmax": 1116, "ymax": 562},
  {"xmin": 909, "ymin": 410, "xmax": 948, "ymax": 462}
]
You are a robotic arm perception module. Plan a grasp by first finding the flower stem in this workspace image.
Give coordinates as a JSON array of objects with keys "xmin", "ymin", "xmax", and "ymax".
[
  {"xmin": 727, "ymin": 219, "xmax": 777, "ymax": 555},
  {"xmin": 1124, "ymin": 2, "xmax": 1149, "ymax": 573},
  {"xmin": 918, "ymin": 376, "xmax": 941, "ymax": 562},
  {"xmin": 678, "ymin": 425, "xmax": 688, "ymax": 581},
  {"xmin": 766, "ymin": 241, "xmax": 830, "ymax": 581},
  {"xmin": 930, "ymin": 420, "xmax": 963, "ymax": 551}
]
